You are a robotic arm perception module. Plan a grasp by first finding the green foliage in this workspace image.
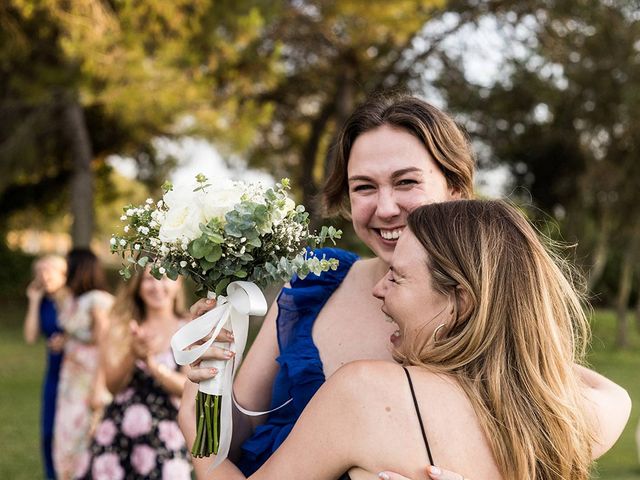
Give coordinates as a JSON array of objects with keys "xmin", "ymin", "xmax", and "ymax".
[
  {"xmin": 112, "ymin": 177, "xmax": 342, "ymax": 297},
  {"xmin": 432, "ymin": 0, "xmax": 640, "ymax": 303}
]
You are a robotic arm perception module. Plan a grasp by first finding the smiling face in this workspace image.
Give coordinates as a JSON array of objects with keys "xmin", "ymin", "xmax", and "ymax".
[
  {"xmin": 36, "ymin": 259, "xmax": 66, "ymax": 295},
  {"xmin": 372, "ymin": 230, "xmax": 450, "ymax": 349},
  {"xmin": 138, "ymin": 270, "xmax": 181, "ymax": 311},
  {"xmin": 347, "ymin": 124, "xmax": 459, "ymax": 264}
]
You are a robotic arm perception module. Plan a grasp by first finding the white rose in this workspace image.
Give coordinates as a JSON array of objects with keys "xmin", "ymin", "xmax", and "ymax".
[
  {"xmin": 158, "ymin": 186, "xmax": 206, "ymax": 243},
  {"xmin": 199, "ymin": 181, "xmax": 244, "ymax": 223}
]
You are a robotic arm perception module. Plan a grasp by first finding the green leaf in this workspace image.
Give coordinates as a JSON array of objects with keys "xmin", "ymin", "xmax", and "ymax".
[
  {"xmin": 190, "ymin": 237, "xmax": 210, "ymax": 259},
  {"xmin": 205, "ymin": 245, "xmax": 222, "ymax": 262},
  {"xmin": 215, "ymin": 277, "xmax": 231, "ymax": 296},
  {"xmin": 234, "ymin": 269, "xmax": 248, "ymax": 278}
]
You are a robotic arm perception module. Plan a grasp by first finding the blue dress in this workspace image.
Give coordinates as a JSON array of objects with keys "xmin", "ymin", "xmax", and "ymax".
[
  {"xmin": 237, "ymin": 248, "xmax": 359, "ymax": 475},
  {"xmin": 40, "ymin": 296, "xmax": 64, "ymax": 480}
]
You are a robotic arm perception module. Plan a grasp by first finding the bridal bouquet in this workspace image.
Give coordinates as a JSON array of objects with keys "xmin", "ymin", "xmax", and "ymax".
[{"xmin": 110, "ymin": 175, "xmax": 341, "ymax": 462}]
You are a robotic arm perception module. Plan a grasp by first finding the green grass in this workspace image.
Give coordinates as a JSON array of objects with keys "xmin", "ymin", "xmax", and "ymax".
[{"xmin": 1, "ymin": 304, "xmax": 639, "ymax": 479}]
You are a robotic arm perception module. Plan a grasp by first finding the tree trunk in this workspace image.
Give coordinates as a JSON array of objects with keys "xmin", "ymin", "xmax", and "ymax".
[
  {"xmin": 299, "ymin": 101, "xmax": 335, "ymax": 228},
  {"xmin": 63, "ymin": 98, "xmax": 94, "ymax": 248},
  {"xmin": 586, "ymin": 217, "xmax": 610, "ymax": 291},
  {"xmin": 635, "ymin": 272, "xmax": 640, "ymax": 333},
  {"xmin": 615, "ymin": 252, "xmax": 634, "ymax": 348}
]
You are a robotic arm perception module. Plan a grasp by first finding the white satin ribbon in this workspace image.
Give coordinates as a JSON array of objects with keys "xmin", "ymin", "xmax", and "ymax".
[{"xmin": 170, "ymin": 280, "xmax": 268, "ymax": 467}]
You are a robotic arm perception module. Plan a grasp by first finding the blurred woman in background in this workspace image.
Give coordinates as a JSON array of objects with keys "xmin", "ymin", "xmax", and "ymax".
[
  {"xmin": 23, "ymin": 254, "xmax": 67, "ymax": 480},
  {"xmin": 76, "ymin": 269, "xmax": 192, "ymax": 480},
  {"xmin": 53, "ymin": 248, "xmax": 113, "ymax": 480}
]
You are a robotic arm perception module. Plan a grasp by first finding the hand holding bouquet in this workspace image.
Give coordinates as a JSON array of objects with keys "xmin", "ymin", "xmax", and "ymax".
[{"xmin": 111, "ymin": 175, "xmax": 341, "ymax": 463}]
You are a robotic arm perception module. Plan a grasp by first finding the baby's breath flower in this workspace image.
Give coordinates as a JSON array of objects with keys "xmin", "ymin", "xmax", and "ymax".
[
  {"xmin": 110, "ymin": 238, "xmax": 117, "ymax": 246},
  {"xmin": 119, "ymin": 239, "xmax": 127, "ymax": 246},
  {"xmin": 120, "ymin": 215, "xmax": 127, "ymax": 221},
  {"xmin": 158, "ymin": 267, "xmax": 166, "ymax": 274},
  {"xmin": 180, "ymin": 261, "xmax": 188, "ymax": 268}
]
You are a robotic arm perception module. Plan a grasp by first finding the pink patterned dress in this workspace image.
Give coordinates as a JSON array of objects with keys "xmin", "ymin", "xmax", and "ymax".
[
  {"xmin": 75, "ymin": 350, "xmax": 192, "ymax": 480},
  {"xmin": 53, "ymin": 290, "xmax": 114, "ymax": 480}
]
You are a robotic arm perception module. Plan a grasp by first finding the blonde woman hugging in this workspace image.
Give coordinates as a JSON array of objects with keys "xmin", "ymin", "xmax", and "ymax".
[{"xmin": 181, "ymin": 200, "xmax": 630, "ymax": 479}]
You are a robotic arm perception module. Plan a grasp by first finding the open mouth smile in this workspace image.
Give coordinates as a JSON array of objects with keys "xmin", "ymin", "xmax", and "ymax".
[{"xmin": 374, "ymin": 227, "xmax": 405, "ymax": 241}]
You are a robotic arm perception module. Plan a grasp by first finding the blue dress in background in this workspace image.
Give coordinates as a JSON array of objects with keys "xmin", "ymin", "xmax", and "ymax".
[
  {"xmin": 39, "ymin": 296, "xmax": 64, "ymax": 480},
  {"xmin": 237, "ymin": 248, "xmax": 359, "ymax": 475}
]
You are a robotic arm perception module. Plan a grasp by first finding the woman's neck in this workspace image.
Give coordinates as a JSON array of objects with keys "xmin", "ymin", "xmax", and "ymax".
[{"xmin": 144, "ymin": 306, "xmax": 176, "ymax": 325}]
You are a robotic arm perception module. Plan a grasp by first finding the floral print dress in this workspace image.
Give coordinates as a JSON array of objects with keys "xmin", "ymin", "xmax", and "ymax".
[
  {"xmin": 54, "ymin": 289, "xmax": 114, "ymax": 480},
  {"xmin": 75, "ymin": 350, "xmax": 192, "ymax": 480}
]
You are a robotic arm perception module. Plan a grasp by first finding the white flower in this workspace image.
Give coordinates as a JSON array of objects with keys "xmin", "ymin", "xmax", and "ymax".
[
  {"xmin": 110, "ymin": 238, "xmax": 117, "ymax": 246},
  {"xmin": 158, "ymin": 179, "xmax": 245, "ymax": 243},
  {"xmin": 124, "ymin": 226, "xmax": 130, "ymax": 233},
  {"xmin": 158, "ymin": 185, "xmax": 206, "ymax": 243},
  {"xmin": 134, "ymin": 244, "xmax": 141, "ymax": 251},
  {"xmin": 126, "ymin": 209, "xmax": 135, "ymax": 216},
  {"xmin": 119, "ymin": 239, "xmax": 127, "ymax": 246},
  {"xmin": 272, "ymin": 196, "xmax": 296, "ymax": 226},
  {"xmin": 146, "ymin": 198, "xmax": 154, "ymax": 205},
  {"xmin": 158, "ymin": 267, "xmax": 166, "ymax": 274},
  {"xmin": 198, "ymin": 180, "xmax": 244, "ymax": 223},
  {"xmin": 191, "ymin": 262, "xmax": 197, "ymax": 268},
  {"xmin": 179, "ymin": 261, "xmax": 187, "ymax": 268},
  {"xmin": 120, "ymin": 215, "xmax": 127, "ymax": 221}
]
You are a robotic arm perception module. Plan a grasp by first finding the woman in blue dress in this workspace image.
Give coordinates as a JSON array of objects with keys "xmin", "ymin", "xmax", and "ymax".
[
  {"xmin": 24, "ymin": 254, "xmax": 68, "ymax": 480},
  {"xmin": 182, "ymin": 94, "xmax": 476, "ymax": 479}
]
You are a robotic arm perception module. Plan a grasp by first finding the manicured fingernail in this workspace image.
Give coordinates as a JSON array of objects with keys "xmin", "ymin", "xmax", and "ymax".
[
  {"xmin": 210, "ymin": 368, "xmax": 218, "ymax": 374},
  {"xmin": 224, "ymin": 350, "xmax": 234, "ymax": 358},
  {"xmin": 378, "ymin": 473, "xmax": 390, "ymax": 480},
  {"xmin": 427, "ymin": 466, "xmax": 441, "ymax": 476}
]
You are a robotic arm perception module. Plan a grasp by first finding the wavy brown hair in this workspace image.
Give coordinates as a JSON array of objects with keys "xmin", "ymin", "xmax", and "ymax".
[
  {"xmin": 401, "ymin": 200, "xmax": 593, "ymax": 480},
  {"xmin": 323, "ymin": 93, "xmax": 475, "ymax": 218}
]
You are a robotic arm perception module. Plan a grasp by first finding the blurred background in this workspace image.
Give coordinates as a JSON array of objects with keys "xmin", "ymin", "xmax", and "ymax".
[{"xmin": 1, "ymin": 0, "xmax": 639, "ymax": 478}]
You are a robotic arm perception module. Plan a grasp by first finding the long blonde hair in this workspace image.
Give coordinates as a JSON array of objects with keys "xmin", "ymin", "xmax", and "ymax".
[{"xmin": 400, "ymin": 200, "xmax": 593, "ymax": 479}]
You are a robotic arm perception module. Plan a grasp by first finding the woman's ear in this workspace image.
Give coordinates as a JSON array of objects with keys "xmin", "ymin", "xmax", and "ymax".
[{"xmin": 453, "ymin": 286, "xmax": 473, "ymax": 324}]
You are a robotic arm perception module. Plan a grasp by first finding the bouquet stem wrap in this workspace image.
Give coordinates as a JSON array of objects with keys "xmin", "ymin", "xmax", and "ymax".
[{"xmin": 170, "ymin": 281, "xmax": 267, "ymax": 465}]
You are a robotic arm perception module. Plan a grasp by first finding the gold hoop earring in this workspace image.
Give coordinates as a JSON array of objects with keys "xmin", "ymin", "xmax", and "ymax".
[{"xmin": 432, "ymin": 323, "xmax": 447, "ymax": 343}]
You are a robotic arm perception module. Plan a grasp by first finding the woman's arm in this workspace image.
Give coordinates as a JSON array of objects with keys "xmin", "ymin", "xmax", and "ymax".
[
  {"xmin": 575, "ymin": 364, "xmax": 632, "ymax": 458},
  {"xmin": 23, "ymin": 281, "xmax": 43, "ymax": 344},
  {"xmin": 247, "ymin": 361, "xmax": 376, "ymax": 480},
  {"xmin": 146, "ymin": 356, "xmax": 187, "ymax": 397}
]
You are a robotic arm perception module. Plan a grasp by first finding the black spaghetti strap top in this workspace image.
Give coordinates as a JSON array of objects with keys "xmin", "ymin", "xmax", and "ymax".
[
  {"xmin": 338, "ymin": 366, "xmax": 434, "ymax": 480},
  {"xmin": 402, "ymin": 366, "xmax": 435, "ymax": 466}
]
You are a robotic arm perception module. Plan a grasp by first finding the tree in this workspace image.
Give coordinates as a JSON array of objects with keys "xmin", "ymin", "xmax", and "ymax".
[
  {"xmin": 0, "ymin": 0, "xmax": 280, "ymax": 245},
  {"xmin": 427, "ymin": 0, "xmax": 640, "ymax": 345}
]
